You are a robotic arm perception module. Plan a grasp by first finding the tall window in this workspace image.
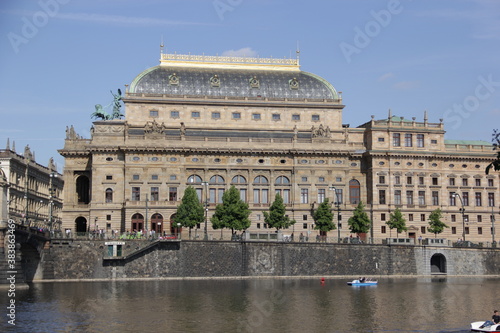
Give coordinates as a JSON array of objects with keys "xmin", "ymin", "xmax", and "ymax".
[
  {"xmin": 275, "ymin": 189, "xmax": 290, "ymax": 203},
  {"xmin": 418, "ymin": 191, "xmax": 425, "ymax": 205},
  {"xmin": 150, "ymin": 187, "xmax": 159, "ymax": 201},
  {"xmin": 406, "ymin": 191, "xmax": 414, "ymax": 205},
  {"xmin": 209, "ymin": 175, "xmax": 225, "ymax": 203},
  {"xmin": 132, "ymin": 187, "xmax": 140, "ymax": 201},
  {"xmin": 417, "ymin": 134, "xmax": 424, "ymax": 147},
  {"xmin": 449, "ymin": 193, "xmax": 456, "ymax": 206},
  {"xmin": 393, "ymin": 133, "xmax": 401, "ymax": 147},
  {"xmin": 488, "ymin": 179, "xmax": 494, "ymax": 187},
  {"xmin": 395, "ymin": 175, "xmax": 401, "ymax": 185},
  {"xmin": 432, "ymin": 191, "xmax": 439, "ymax": 205},
  {"xmin": 462, "ymin": 178, "xmax": 468, "ymax": 186},
  {"xmin": 318, "ymin": 189, "xmax": 326, "ymax": 203},
  {"xmin": 300, "ymin": 189, "xmax": 309, "ymax": 204},
  {"xmin": 395, "ymin": 190, "xmax": 402, "ymax": 205},
  {"xmin": 488, "ymin": 193, "xmax": 495, "ymax": 207},
  {"xmin": 475, "ymin": 179, "xmax": 481, "ymax": 187},
  {"xmin": 105, "ymin": 188, "xmax": 113, "ymax": 203},
  {"xmin": 405, "ymin": 133, "xmax": 412, "ymax": 147},
  {"xmin": 349, "ymin": 179, "xmax": 360, "ymax": 204},
  {"xmin": 463, "ymin": 192, "xmax": 469, "ymax": 206},
  {"xmin": 169, "ymin": 187, "xmax": 177, "ymax": 201},
  {"xmin": 475, "ymin": 192, "xmax": 482, "ymax": 206},
  {"xmin": 449, "ymin": 178, "xmax": 455, "ymax": 186},
  {"xmin": 253, "ymin": 176, "xmax": 269, "ymax": 204},
  {"xmin": 379, "ymin": 190, "xmax": 386, "ymax": 205}
]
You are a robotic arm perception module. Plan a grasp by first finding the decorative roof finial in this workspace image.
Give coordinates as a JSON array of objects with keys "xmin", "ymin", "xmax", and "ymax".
[
  {"xmin": 424, "ymin": 110, "xmax": 428, "ymax": 122},
  {"xmin": 388, "ymin": 109, "xmax": 392, "ymax": 120},
  {"xmin": 6, "ymin": 138, "xmax": 10, "ymax": 150}
]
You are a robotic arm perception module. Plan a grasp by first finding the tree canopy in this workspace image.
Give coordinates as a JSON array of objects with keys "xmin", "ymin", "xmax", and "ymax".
[
  {"xmin": 386, "ymin": 208, "xmax": 407, "ymax": 237},
  {"xmin": 174, "ymin": 186, "xmax": 204, "ymax": 238},
  {"xmin": 211, "ymin": 186, "xmax": 251, "ymax": 234},
  {"xmin": 427, "ymin": 208, "xmax": 448, "ymax": 237},
  {"xmin": 486, "ymin": 129, "xmax": 500, "ymax": 174},
  {"xmin": 263, "ymin": 193, "xmax": 296, "ymax": 231},
  {"xmin": 313, "ymin": 198, "xmax": 335, "ymax": 233},
  {"xmin": 348, "ymin": 201, "xmax": 371, "ymax": 235}
]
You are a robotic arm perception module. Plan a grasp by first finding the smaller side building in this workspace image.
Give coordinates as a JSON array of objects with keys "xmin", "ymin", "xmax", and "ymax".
[{"xmin": 0, "ymin": 141, "xmax": 63, "ymax": 232}]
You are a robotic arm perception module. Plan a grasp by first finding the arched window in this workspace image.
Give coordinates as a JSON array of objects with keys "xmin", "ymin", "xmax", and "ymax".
[
  {"xmin": 105, "ymin": 188, "xmax": 113, "ymax": 203},
  {"xmin": 275, "ymin": 176, "xmax": 290, "ymax": 184},
  {"xmin": 231, "ymin": 175, "xmax": 247, "ymax": 184},
  {"xmin": 151, "ymin": 213, "xmax": 163, "ymax": 233},
  {"xmin": 187, "ymin": 175, "xmax": 202, "ymax": 184},
  {"xmin": 209, "ymin": 175, "xmax": 225, "ymax": 184},
  {"xmin": 253, "ymin": 176, "xmax": 268, "ymax": 184},
  {"xmin": 349, "ymin": 179, "xmax": 361, "ymax": 204}
]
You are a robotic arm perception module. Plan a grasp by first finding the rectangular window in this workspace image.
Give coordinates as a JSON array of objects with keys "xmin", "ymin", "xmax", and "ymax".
[
  {"xmin": 475, "ymin": 179, "xmax": 481, "ymax": 187},
  {"xmin": 407, "ymin": 176, "xmax": 412, "ymax": 185},
  {"xmin": 252, "ymin": 113, "xmax": 261, "ymax": 120},
  {"xmin": 431, "ymin": 139, "xmax": 437, "ymax": 144},
  {"xmin": 449, "ymin": 178, "xmax": 455, "ymax": 186},
  {"xmin": 417, "ymin": 134, "xmax": 424, "ymax": 147},
  {"xmin": 381, "ymin": 213, "xmax": 386, "ymax": 221},
  {"xmin": 312, "ymin": 115, "xmax": 320, "ymax": 121},
  {"xmin": 379, "ymin": 190, "xmax": 386, "ymax": 205},
  {"xmin": 405, "ymin": 133, "xmax": 412, "ymax": 147},
  {"xmin": 421, "ymin": 226, "xmax": 426, "ymax": 234},
  {"xmin": 488, "ymin": 179, "xmax": 494, "ymax": 187},
  {"xmin": 169, "ymin": 187, "xmax": 177, "ymax": 201},
  {"xmin": 170, "ymin": 111, "xmax": 179, "ymax": 118},
  {"xmin": 409, "ymin": 214, "xmax": 414, "ymax": 222},
  {"xmin": 150, "ymin": 110, "xmax": 159, "ymax": 117},
  {"xmin": 432, "ymin": 177, "xmax": 438, "ymax": 186},
  {"xmin": 432, "ymin": 191, "xmax": 439, "ymax": 205},
  {"xmin": 212, "ymin": 112, "xmax": 220, "ymax": 119},
  {"xmin": 421, "ymin": 214, "xmax": 426, "ymax": 221},
  {"xmin": 282, "ymin": 189, "xmax": 290, "ymax": 203},
  {"xmin": 395, "ymin": 190, "xmax": 401, "ymax": 205},
  {"xmin": 418, "ymin": 191, "xmax": 425, "ymax": 205},
  {"xmin": 301, "ymin": 177, "xmax": 308, "ymax": 182},
  {"xmin": 218, "ymin": 189, "xmax": 225, "ymax": 203},
  {"xmin": 253, "ymin": 189, "xmax": 268, "ymax": 203},
  {"xmin": 475, "ymin": 192, "xmax": 482, "ymax": 206},
  {"xmin": 106, "ymin": 175, "xmax": 113, "ymax": 180},
  {"xmin": 465, "ymin": 226, "xmax": 469, "ymax": 235},
  {"xmin": 452, "ymin": 226, "xmax": 456, "ymax": 234},
  {"xmin": 449, "ymin": 193, "xmax": 456, "ymax": 206},
  {"xmin": 463, "ymin": 192, "xmax": 469, "ymax": 206},
  {"xmin": 239, "ymin": 189, "xmax": 247, "ymax": 202},
  {"xmin": 318, "ymin": 189, "xmax": 326, "ymax": 203},
  {"xmin": 133, "ymin": 174, "xmax": 140, "ymax": 180},
  {"xmin": 477, "ymin": 215, "xmax": 482, "ymax": 223},
  {"xmin": 462, "ymin": 178, "xmax": 468, "ymax": 186},
  {"xmin": 192, "ymin": 111, "xmax": 200, "ymax": 118},
  {"xmin": 170, "ymin": 175, "xmax": 177, "ymax": 181},
  {"xmin": 209, "ymin": 188, "xmax": 216, "ymax": 204},
  {"xmin": 381, "ymin": 226, "xmax": 386, "ymax": 234},
  {"xmin": 393, "ymin": 133, "xmax": 401, "ymax": 147},
  {"xmin": 303, "ymin": 223, "xmax": 308, "ymax": 229},
  {"xmin": 132, "ymin": 187, "xmax": 140, "ymax": 201},
  {"xmin": 395, "ymin": 175, "xmax": 401, "ymax": 185},
  {"xmin": 488, "ymin": 193, "xmax": 495, "ymax": 207},
  {"xmin": 272, "ymin": 114, "xmax": 281, "ymax": 120},
  {"xmin": 292, "ymin": 114, "xmax": 300, "ymax": 121},
  {"xmin": 379, "ymin": 175, "xmax": 385, "ymax": 184},
  {"xmin": 407, "ymin": 191, "xmax": 414, "ymax": 205},
  {"xmin": 232, "ymin": 112, "xmax": 241, "ymax": 119},
  {"xmin": 300, "ymin": 189, "xmax": 309, "ymax": 204},
  {"xmin": 150, "ymin": 187, "xmax": 159, "ymax": 201},
  {"xmin": 303, "ymin": 215, "xmax": 308, "ymax": 221},
  {"xmin": 378, "ymin": 137, "xmax": 385, "ymax": 142},
  {"xmin": 418, "ymin": 177, "xmax": 424, "ymax": 185},
  {"xmin": 478, "ymin": 227, "xmax": 483, "ymax": 235},
  {"xmin": 152, "ymin": 174, "xmax": 159, "ymax": 180},
  {"xmin": 106, "ymin": 215, "xmax": 111, "ymax": 221}
]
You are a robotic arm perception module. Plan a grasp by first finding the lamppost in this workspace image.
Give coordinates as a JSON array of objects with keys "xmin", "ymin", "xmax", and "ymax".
[
  {"xmin": 177, "ymin": 222, "xmax": 181, "ymax": 240},
  {"xmin": 48, "ymin": 172, "xmax": 57, "ymax": 234},
  {"xmin": 201, "ymin": 181, "xmax": 209, "ymax": 240},
  {"xmin": 452, "ymin": 193, "xmax": 466, "ymax": 241},
  {"xmin": 329, "ymin": 186, "xmax": 342, "ymax": 242},
  {"xmin": 491, "ymin": 205, "xmax": 497, "ymax": 245}
]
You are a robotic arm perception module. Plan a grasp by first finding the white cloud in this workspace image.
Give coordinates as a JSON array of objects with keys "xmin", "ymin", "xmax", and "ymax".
[
  {"xmin": 378, "ymin": 72, "xmax": 394, "ymax": 82},
  {"xmin": 221, "ymin": 47, "xmax": 258, "ymax": 57}
]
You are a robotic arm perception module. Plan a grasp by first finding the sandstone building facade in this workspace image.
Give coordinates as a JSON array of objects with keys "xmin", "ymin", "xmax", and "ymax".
[{"xmin": 59, "ymin": 51, "xmax": 498, "ymax": 242}]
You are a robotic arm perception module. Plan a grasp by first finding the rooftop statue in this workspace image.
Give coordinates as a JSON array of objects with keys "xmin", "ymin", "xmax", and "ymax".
[{"xmin": 91, "ymin": 89, "xmax": 124, "ymax": 120}]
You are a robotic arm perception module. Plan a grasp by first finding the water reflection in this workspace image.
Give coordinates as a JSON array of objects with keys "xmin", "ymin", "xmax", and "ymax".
[{"xmin": 1, "ymin": 277, "xmax": 498, "ymax": 333}]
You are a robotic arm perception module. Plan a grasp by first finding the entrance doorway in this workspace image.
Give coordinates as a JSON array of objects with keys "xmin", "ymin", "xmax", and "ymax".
[
  {"xmin": 151, "ymin": 213, "xmax": 163, "ymax": 234},
  {"xmin": 131, "ymin": 213, "xmax": 144, "ymax": 231}
]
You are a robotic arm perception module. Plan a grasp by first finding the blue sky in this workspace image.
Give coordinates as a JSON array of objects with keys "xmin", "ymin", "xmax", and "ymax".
[{"xmin": 1, "ymin": 0, "xmax": 499, "ymax": 171}]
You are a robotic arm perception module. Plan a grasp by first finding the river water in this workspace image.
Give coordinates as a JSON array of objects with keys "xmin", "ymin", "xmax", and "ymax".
[{"xmin": 1, "ymin": 277, "xmax": 499, "ymax": 333}]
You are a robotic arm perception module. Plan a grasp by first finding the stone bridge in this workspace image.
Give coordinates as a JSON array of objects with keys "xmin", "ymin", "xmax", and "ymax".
[{"xmin": 0, "ymin": 220, "xmax": 52, "ymax": 286}]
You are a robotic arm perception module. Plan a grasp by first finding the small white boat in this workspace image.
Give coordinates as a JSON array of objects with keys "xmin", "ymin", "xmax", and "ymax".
[
  {"xmin": 347, "ymin": 279, "xmax": 378, "ymax": 286},
  {"xmin": 471, "ymin": 321, "xmax": 500, "ymax": 332}
]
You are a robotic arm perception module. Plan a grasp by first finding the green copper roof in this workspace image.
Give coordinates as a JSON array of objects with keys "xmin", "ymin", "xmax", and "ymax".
[{"xmin": 445, "ymin": 139, "xmax": 491, "ymax": 146}]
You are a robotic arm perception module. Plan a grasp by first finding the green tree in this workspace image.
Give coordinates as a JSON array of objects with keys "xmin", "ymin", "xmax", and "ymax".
[
  {"xmin": 386, "ymin": 208, "xmax": 407, "ymax": 238},
  {"xmin": 427, "ymin": 208, "xmax": 448, "ymax": 237},
  {"xmin": 348, "ymin": 201, "xmax": 371, "ymax": 236},
  {"xmin": 174, "ymin": 186, "xmax": 204, "ymax": 238},
  {"xmin": 486, "ymin": 129, "xmax": 500, "ymax": 174},
  {"xmin": 211, "ymin": 186, "xmax": 251, "ymax": 235},
  {"xmin": 313, "ymin": 199, "xmax": 335, "ymax": 236},
  {"xmin": 263, "ymin": 193, "xmax": 296, "ymax": 231}
]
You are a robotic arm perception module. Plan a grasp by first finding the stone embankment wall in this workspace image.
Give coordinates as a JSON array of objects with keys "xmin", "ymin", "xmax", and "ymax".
[{"xmin": 39, "ymin": 240, "xmax": 500, "ymax": 281}]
